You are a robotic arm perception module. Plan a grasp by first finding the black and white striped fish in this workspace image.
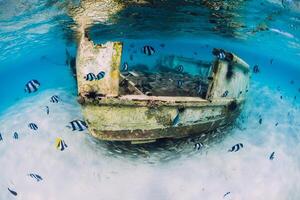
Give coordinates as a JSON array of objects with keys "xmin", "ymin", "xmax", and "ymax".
[
  {"xmin": 84, "ymin": 73, "xmax": 97, "ymax": 81},
  {"xmin": 28, "ymin": 173, "xmax": 43, "ymax": 182},
  {"xmin": 122, "ymin": 62, "xmax": 129, "ymax": 71},
  {"xmin": 28, "ymin": 123, "xmax": 38, "ymax": 130},
  {"xmin": 253, "ymin": 65, "xmax": 260, "ymax": 73},
  {"xmin": 13, "ymin": 132, "xmax": 18, "ymax": 139},
  {"xmin": 194, "ymin": 142, "xmax": 204, "ymax": 150},
  {"xmin": 177, "ymin": 80, "xmax": 184, "ymax": 88},
  {"xmin": 0, "ymin": 133, "xmax": 2, "ymax": 141},
  {"xmin": 50, "ymin": 95, "xmax": 60, "ymax": 103},
  {"xmin": 176, "ymin": 65, "xmax": 184, "ymax": 73},
  {"xmin": 24, "ymin": 80, "xmax": 40, "ymax": 93},
  {"xmin": 46, "ymin": 106, "xmax": 49, "ymax": 115},
  {"xmin": 269, "ymin": 152, "xmax": 275, "ymax": 160},
  {"xmin": 228, "ymin": 143, "xmax": 243, "ymax": 152},
  {"xmin": 55, "ymin": 137, "xmax": 68, "ymax": 151},
  {"xmin": 142, "ymin": 45, "xmax": 155, "ymax": 56},
  {"xmin": 67, "ymin": 120, "xmax": 88, "ymax": 131},
  {"xmin": 8, "ymin": 188, "xmax": 17, "ymax": 196},
  {"xmin": 221, "ymin": 90, "xmax": 229, "ymax": 97},
  {"xmin": 217, "ymin": 51, "xmax": 226, "ymax": 60},
  {"xmin": 97, "ymin": 71, "xmax": 106, "ymax": 80}
]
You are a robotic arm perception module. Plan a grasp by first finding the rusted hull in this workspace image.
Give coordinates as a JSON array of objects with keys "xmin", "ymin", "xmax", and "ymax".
[{"xmin": 82, "ymin": 99, "xmax": 244, "ymax": 143}]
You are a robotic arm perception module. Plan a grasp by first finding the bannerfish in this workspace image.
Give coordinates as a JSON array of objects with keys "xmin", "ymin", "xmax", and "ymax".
[
  {"xmin": 142, "ymin": 45, "xmax": 155, "ymax": 56},
  {"xmin": 28, "ymin": 123, "xmax": 38, "ymax": 130},
  {"xmin": 28, "ymin": 173, "xmax": 43, "ymax": 182},
  {"xmin": 13, "ymin": 132, "xmax": 18, "ymax": 139},
  {"xmin": 24, "ymin": 80, "xmax": 40, "ymax": 93},
  {"xmin": 269, "ymin": 152, "xmax": 275, "ymax": 160},
  {"xmin": 222, "ymin": 90, "xmax": 229, "ymax": 97},
  {"xmin": 194, "ymin": 142, "xmax": 204, "ymax": 150},
  {"xmin": 84, "ymin": 73, "xmax": 97, "ymax": 81},
  {"xmin": 253, "ymin": 65, "xmax": 260, "ymax": 73},
  {"xmin": 228, "ymin": 143, "xmax": 243, "ymax": 152},
  {"xmin": 0, "ymin": 133, "xmax": 2, "ymax": 141},
  {"xmin": 177, "ymin": 80, "xmax": 184, "ymax": 88},
  {"xmin": 67, "ymin": 120, "xmax": 88, "ymax": 131},
  {"xmin": 223, "ymin": 192, "xmax": 231, "ymax": 198},
  {"xmin": 50, "ymin": 95, "xmax": 60, "ymax": 103},
  {"xmin": 97, "ymin": 71, "xmax": 105, "ymax": 80},
  {"xmin": 46, "ymin": 106, "xmax": 49, "ymax": 115},
  {"xmin": 55, "ymin": 137, "xmax": 68, "ymax": 151},
  {"xmin": 176, "ymin": 65, "xmax": 184, "ymax": 73},
  {"xmin": 122, "ymin": 62, "xmax": 129, "ymax": 71},
  {"xmin": 8, "ymin": 188, "xmax": 17, "ymax": 196}
]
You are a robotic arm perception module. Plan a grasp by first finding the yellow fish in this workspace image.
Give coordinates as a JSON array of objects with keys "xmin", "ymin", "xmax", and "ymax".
[{"xmin": 55, "ymin": 137, "xmax": 68, "ymax": 151}]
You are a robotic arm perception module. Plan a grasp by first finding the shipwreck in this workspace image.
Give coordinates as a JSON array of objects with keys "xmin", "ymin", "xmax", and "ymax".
[{"xmin": 75, "ymin": 33, "xmax": 250, "ymax": 144}]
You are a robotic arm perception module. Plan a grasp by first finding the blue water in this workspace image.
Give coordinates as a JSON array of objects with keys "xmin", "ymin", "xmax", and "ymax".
[{"xmin": 0, "ymin": 0, "xmax": 300, "ymax": 199}]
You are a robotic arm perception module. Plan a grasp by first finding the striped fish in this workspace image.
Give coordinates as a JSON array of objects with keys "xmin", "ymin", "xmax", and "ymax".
[
  {"xmin": 24, "ymin": 80, "xmax": 40, "ymax": 93},
  {"xmin": 0, "ymin": 133, "xmax": 2, "ymax": 141},
  {"xmin": 228, "ymin": 143, "xmax": 243, "ymax": 152},
  {"xmin": 177, "ymin": 80, "xmax": 184, "ymax": 88},
  {"xmin": 13, "ymin": 132, "xmax": 18, "ymax": 139},
  {"xmin": 55, "ymin": 137, "xmax": 68, "ymax": 151},
  {"xmin": 97, "ymin": 71, "xmax": 105, "ymax": 80},
  {"xmin": 50, "ymin": 95, "xmax": 59, "ymax": 103},
  {"xmin": 28, "ymin": 173, "xmax": 43, "ymax": 182},
  {"xmin": 253, "ymin": 65, "xmax": 260, "ymax": 73},
  {"xmin": 217, "ymin": 51, "xmax": 226, "ymax": 60},
  {"xmin": 142, "ymin": 45, "xmax": 155, "ymax": 56},
  {"xmin": 221, "ymin": 90, "xmax": 229, "ymax": 97},
  {"xmin": 67, "ymin": 120, "xmax": 88, "ymax": 131},
  {"xmin": 176, "ymin": 65, "xmax": 184, "ymax": 73},
  {"xmin": 84, "ymin": 73, "xmax": 97, "ymax": 81},
  {"xmin": 28, "ymin": 123, "xmax": 38, "ymax": 130},
  {"xmin": 46, "ymin": 106, "xmax": 49, "ymax": 115},
  {"xmin": 122, "ymin": 62, "xmax": 129, "ymax": 71},
  {"xmin": 172, "ymin": 113, "xmax": 180, "ymax": 127},
  {"xmin": 194, "ymin": 142, "xmax": 204, "ymax": 150},
  {"xmin": 8, "ymin": 188, "xmax": 17, "ymax": 196}
]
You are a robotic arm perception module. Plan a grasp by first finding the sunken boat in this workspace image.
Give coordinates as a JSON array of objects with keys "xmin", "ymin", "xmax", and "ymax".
[{"xmin": 76, "ymin": 34, "xmax": 250, "ymax": 144}]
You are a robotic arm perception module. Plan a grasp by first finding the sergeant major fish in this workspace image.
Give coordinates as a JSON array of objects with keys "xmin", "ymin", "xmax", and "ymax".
[
  {"xmin": 24, "ymin": 80, "xmax": 40, "ymax": 93},
  {"xmin": 194, "ymin": 142, "xmax": 204, "ymax": 150},
  {"xmin": 28, "ymin": 173, "xmax": 43, "ymax": 182},
  {"xmin": 142, "ymin": 45, "xmax": 155, "ymax": 56},
  {"xmin": 50, "ymin": 95, "xmax": 60, "ymax": 103},
  {"xmin": 228, "ymin": 143, "xmax": 243, "ymax": 152},
  {"xmin": 55, "ymin": 137, "xmax": 68, "ymax": 151},
  {"xmin": 97, "ymin": 71, "xmax": 105, "ymax": 80},
  {"xmin": 67, "ymin": 120, "xmax": 88, "ymax": 131},
  {"xmin": 28, "ymin": 123, "xmax": 38, "ymax": 130},
  {"xmin": 84, "ymin": 73, "xmax": 97, "ymax": 81}
]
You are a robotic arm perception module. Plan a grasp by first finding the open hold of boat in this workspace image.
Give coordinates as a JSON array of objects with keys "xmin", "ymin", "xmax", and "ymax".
[{"xmin": 76, "ymin": 33, "xmax": 250, "ymax": 144}]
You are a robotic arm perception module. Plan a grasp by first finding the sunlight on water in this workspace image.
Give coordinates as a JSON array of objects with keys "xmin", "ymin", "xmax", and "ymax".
[{"xmin": 0, "ymin": 0, "xmax": 300, "ymax": 199}]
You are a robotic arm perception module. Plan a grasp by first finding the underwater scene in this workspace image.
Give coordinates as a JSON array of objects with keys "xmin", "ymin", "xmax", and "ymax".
[{"xmin": 0, "ymin": 0, "xmax": 300, "ymax": 199}]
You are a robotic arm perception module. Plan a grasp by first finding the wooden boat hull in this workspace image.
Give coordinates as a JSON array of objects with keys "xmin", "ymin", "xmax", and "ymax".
[{"xmin": 81, "ymin": 97, "xmax": 244, "ymax": 143}]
